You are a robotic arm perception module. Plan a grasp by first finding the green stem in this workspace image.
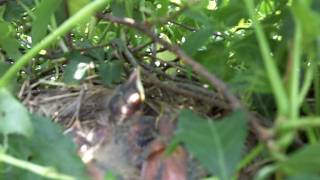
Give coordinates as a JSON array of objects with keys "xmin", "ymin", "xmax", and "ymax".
[
  {"xmin": 298, "ymin": 62, "xmax": 313, "ymax": 106},
  {"xmin": 277, "ymin": 6, "xmax": 303, "ymax": 148},
  {"xmin": 0, "ymin": 153, "xmax": 74, "ymax": 180},
  {"xmin": 0, "ymin": 0, "xmax": 109, "ymax": 87},
  {"xmin": 244, "ymin": 0, "xmax": 288, "ymax": 116},
  {"xmin": 278, "ymin": 117, "xmax": 320, "ymax": 131},
  {"xmin": 236, "ymin": 143, "xmax": 263, "ymax": 172},
  {"xmin": 289, "ymin": 21, "xmax": 302, "ymax": 121},
  {"xmin": 255, "ymin": 165, "xmax": 278, "ymax": 180},
  {"xmin": 315, "ymin": 38, "xmax": 320, "ymax": 115}
]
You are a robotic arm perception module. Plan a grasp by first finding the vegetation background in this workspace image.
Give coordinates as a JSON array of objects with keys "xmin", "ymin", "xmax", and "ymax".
[{"xmin": 0, "ymin": 0, "xmax": 320, "ymax": 179}]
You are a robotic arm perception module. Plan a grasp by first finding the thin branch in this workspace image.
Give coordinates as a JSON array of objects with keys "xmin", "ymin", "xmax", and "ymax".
[
  {"xmin": 96, "ymin": 13, "xmax": 241, "ymax": 109},
  {"xmin": 144, "ymin": 76, "xmax": 230, "ymax": 110},
  {"xmin": 131, "ymin": 41, "xmax": 154, "ymax": 52},
  {"xmin": 95, "ymin": 13, "xmax": 276, "ymax": 147},
  {"xmin": 74, "ymin": 43, "xmax": 110, "ymax": 52},
  {"xmin": 121, "ymin": 40, "xmax": 227, "ymax": 108}
]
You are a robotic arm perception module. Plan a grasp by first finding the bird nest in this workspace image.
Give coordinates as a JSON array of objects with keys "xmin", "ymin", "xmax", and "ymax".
[{"xmin": 20, "ymin": 70, "xmax": 230, "ymax": 179}]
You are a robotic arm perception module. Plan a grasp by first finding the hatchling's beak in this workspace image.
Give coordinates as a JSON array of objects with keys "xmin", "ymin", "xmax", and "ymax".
[{"xmin": 126, "ymin": 67, "xmax": 145, "ymax": 103}]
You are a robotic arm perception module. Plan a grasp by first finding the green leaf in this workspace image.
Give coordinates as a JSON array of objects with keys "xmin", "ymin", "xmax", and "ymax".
[
  {"xmin": 156, "ymin": 49, "xmax": 177, "ymax": 61},
  {"xmin": 0, "ymin": 61, "xmax": 10, "ymax": 76},
  {"xmin": 0, "ymin": 61, "xmax": 17, "ymax": 91},
  {"xmin": 280, "ymin": 144, "xmax": 320, "ymax": 175},
  {"xmin": 3, "ymin": 114, "xmax": 87, "ymax": 180},
  {"xmin": 0, "ymin": 19, "xmax": 21, "ymax": 60},
  {"xmin": 182, "ymin": 27, "xmax": 213, "ymax": 56},
  {"xmin": 68, "ymin": 0, "xmax": 90, "ymax": 15},
  {"xmin": 111, "ymin": 0, "xmax": 126, "ymax": 17},
  {"xmin": 66, "ymin": 0, "xmax": 92, "ymax": 36},
  {"xmin": 155, "ymin": 0, "xmax": 169, "ymax": 17},
  {"xmin": 3, "ymin": 0, "xmax": 34, "ymax": 21},
  {"xmin": 63, "ymin": 52, "xmax": 92, "ymax": 84},
  {"xmin": 176, "ymin": 109, "xmax": 247, "ymax": 180},
  {"xmin": 31, "ymin": 0, "xmax": 62, "ymax": 44},
  {"xmin": 104, "ymin": 171, "xmax": 117, "ymax": 180},
  {"xmin": 99, "ymin": 60, "xmax": 123, "ymax": 87},
  {"xmin": 0, "ymin": 88, "xmax": 33, "ymax": 137},
  {"xmin": 195, "ymin": 42, "xmax": 232, "ymax": 81},
  {"xmin": 212, "ymin": 0, "xmax": 247, "ymax": 29},
  {"xmin": 287, "ymin": 174, "xmax": 320, "ymax": 180}
]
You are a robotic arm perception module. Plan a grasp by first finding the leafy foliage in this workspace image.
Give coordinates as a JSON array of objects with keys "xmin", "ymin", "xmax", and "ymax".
[
  {"xmin": 2, "ymin": 115, "xmax": 86, "ymax": 180},
  {"xmin": 0, "ymin": 88, "xmax": 33, "ymax": 137},
  {"xmin": 176, "ymin": 109, "xmax": 247, "ymax": 180},
  {"xmin": 280, "ymin": 144, "xmax": 320, "ymax": 175},
  {"xmin": 0, "ymin": 0, "xmax": 320, "ymax": 179}
]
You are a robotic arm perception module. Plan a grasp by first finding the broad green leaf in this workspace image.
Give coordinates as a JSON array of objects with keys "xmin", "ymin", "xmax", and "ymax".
[
  {"xmin": 31, "ymin": 0, "xmax": 62, "ymax": 44},
  {"xmin": 0, "ymin": 19, "xmax": 21, "ymax": 60},
  {"xmin": 155, "ymin": 0, "xmax": 169, "ymax": 17},
  {"xmin": 212, "ymin": 0, "xmax": 247, "ymax": 29},
  {"xmin": 195, "ymin": 42, "xmax": 232, "ymax": 81},
  {"xmin": 67, "ymin": 0, "xmax": 92, "ymax": 36},
  {"xmin": 182, "ymin": 27, "xmax": 213, "ymax": 56},
  {"xmin": 156, "ymin": 34, "xmax": 176, "ymax": 61},
  {"xmin": 287, "ymin": 174, "xmax": 320, "ymax": 180},
  {"xmin": 3, "ymin": 115, "xmax": 87, "ymax": 180},
  {"xmin": 104, "ymin": 171, "xmax": 117, "ymax": 180},
  {"xmin": 0, "ymin": 61, "xmax": 17, "ymax": 91},
  {"xmin": 183, "ymin": 9, "xmax": 211, "ymax": 26},
  {"xmin": 99, "ymin": 60, "xmax": 124, "ymax": 87},
  {"xmin": 111, "ymin": 0, "xmax": 126, "ymax": 17},
  {"xmin": 291, "ymin": 0, "xmax": 320, "ymax": 45},
  {"xmin": 63, "ymin": 52, "xmax": 92, "ymax": 84},
  {"xmin": 229, "ymin": 68, "xmax": 271, "ymax": 94},
  {"xmin": 0, "ymin": 88, "xmax": 33, "ymax": 137},
  {"xmin": 0, "ymin": 61, "xmax": 10, "ymax": 76},
  {"xmin": 125, "ymin": 0, "xmax": 134, "ymax": 18},
  {"xmin": 280, "ymin": 144, "xmax": 320, "ymax": 174},
  {"xmin": 176, "ymin": 109, "xmax": 247, "ymax": 180},
  {"xmin": 156, "ymin": 49, "xmax": 177, "ymax": 62}
]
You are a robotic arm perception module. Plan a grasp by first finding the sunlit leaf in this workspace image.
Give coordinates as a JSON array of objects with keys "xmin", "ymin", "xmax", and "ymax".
[
  {"xmin": 156, "ymin": 49, "xmax": 177, "ymax": 62},
  {"xmin": 63, "ymin": 52, "xmax": 92, "ymax": 84}
]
